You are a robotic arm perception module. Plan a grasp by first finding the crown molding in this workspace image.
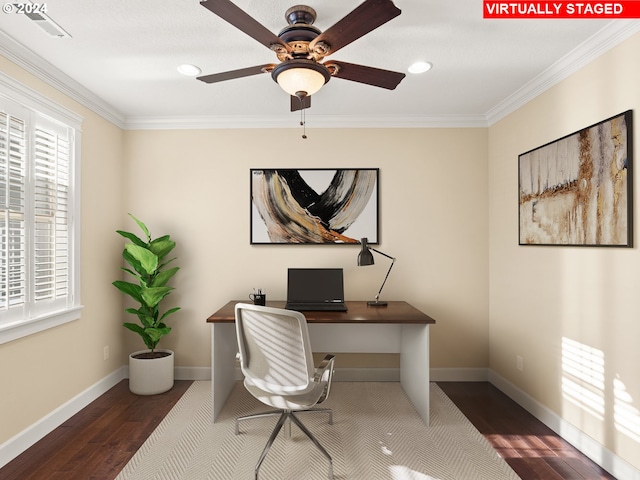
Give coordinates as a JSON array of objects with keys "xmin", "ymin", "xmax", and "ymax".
[
  {"xmin": 486, "ymin": 20, "xmax": 640, "ymax": 126},
  {"xmin": 0, "ymin": 31, "xmax": 126, "ymax": 128},
  {"xmin": 123, "ymin": 113, "xmax": 488, "ymax": 130}
]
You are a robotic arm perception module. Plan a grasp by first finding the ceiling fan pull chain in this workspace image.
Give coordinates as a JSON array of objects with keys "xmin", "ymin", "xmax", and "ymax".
[
  {"xmin": 301, "ymin": 107, "xmax": 307, "ymax": 139},
  {"xmin": 296, "ymin": 93, "xmax": 308, "ymax": 139}
]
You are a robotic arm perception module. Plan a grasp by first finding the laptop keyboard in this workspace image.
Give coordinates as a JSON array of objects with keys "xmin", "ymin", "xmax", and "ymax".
[{"xmin": 286, "ymin": 302, "xmax": 347, "ymax": 312}]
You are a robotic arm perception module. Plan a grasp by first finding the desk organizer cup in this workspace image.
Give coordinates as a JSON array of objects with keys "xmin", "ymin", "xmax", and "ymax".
[{"xmin": 249, "ymin": 290, "xmax": 266, "ymax": 306}]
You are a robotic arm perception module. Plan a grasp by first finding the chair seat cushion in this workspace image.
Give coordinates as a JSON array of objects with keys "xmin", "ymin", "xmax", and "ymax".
[{"xmin": 244, "ymin": 378, "xmax": 327, "ymax": 410}]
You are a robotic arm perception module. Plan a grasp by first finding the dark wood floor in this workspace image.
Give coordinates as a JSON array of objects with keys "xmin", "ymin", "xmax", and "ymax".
[
  {"xmin": 0, "ymin": 380, "xmax": 193, "ymax": 480},
  {"xmin": 439, "ymin": 382, "xmax": 616, "ymax": 480},
  {"xmin": 0, "ymin": 380, "xmax": 617, "ymax": 480}
]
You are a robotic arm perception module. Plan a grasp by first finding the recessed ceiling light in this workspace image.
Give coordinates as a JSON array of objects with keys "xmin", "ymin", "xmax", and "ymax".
[
  {"xmin": 177, "ymin": 64, "xmax": 202, "ymax": 76},
  {"xmin": 408, "ymin": 61, "xmax": 432, "ymax": 74}
]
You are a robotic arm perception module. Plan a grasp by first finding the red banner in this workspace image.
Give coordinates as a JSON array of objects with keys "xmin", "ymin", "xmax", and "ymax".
[{"xmin": 484, "ymin": 1, "xmax": 640, "ymax": 18}]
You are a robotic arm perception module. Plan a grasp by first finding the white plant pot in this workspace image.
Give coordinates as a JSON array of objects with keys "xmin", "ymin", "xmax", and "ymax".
[{"xmin": 128, "ymin": 349, "xmax": 174, "ymax": 395}]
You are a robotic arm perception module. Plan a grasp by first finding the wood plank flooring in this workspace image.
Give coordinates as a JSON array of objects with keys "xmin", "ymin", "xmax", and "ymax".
[
  {"xmin": 0, "ymin": 380, "xmax": 192, "ymax": 480},
  {"xmin": 0, "ymin": 380, "xmax": 617, "ymax": 479},
  {"xmin": 439, "ymin": 382, "xmax": 617, "ymax": 480}
]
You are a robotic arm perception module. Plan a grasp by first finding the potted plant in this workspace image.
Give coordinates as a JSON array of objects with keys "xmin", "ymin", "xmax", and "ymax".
[{"xmin": 113, "ymin": 214, "xmax": 180, "ymax": 395}]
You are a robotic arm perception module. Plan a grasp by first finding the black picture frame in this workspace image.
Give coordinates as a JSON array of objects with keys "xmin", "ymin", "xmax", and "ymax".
[
  {"xmin": 518, "ymin": 110, "xmax": 633, "ymax": 247},
  {"xmin": 250, "ymin": 168, "xmax": 380, "ymax": 245}
]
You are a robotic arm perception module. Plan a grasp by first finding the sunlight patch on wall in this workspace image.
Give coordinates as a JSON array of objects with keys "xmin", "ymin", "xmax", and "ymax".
[
  {"xmin": 613, "ymin": 376, "xmax": 640, "ymax": 442},
  {"xmin": 561, "ymin": 337, "xmax": 605, "ymax": 420}
]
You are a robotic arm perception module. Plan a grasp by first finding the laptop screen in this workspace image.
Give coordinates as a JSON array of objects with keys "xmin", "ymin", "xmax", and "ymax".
[{"xmin": 286, "ymin": 268, "xmax": 345, "ymax": 303}]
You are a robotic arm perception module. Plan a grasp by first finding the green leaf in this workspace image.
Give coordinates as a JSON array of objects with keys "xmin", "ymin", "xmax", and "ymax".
[
  {"xmin": 140, "ymin": 286, "xmax": 173, "ymax": 308},
  {"xmin": 160, "ymin": 307, "xmax": 181, "ymax": 321},
  {"xmin": 129, "ymin": 213, "xmax": 150, "ymax": 242},
  {"xmin": 151, "ymin": 266, "xmax": 179, "ymax": 287},
  {"xmin": 149, "ymin": 238, "xmax": 175, "ymax": 261},
  {"xmin": 124, "ymin": 322, "xmax": 156, "ymax": 349},
  {"xmin": 125, "ymin": 244, "xmax": 158, "ymax": 276},
  {"xmin": 122, "ymin": 248, "xmax": 145, "ymax": 281},
  {"xmin": 145, "ymin": 326, "xmax": 171, "ymax": 343},
  {"xmin": 158, "ymin": 257, "xmax": 177, "ymax": 270},
  {"xmin": 113, "ymin": 281, "xmax": 143, "ymax": 304},
  {"xmin": 116, "ymin": 230, "xmax": 147, "ymax": 248}
]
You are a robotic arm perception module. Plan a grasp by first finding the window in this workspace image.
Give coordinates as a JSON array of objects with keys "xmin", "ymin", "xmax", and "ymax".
[{"xmin": 0, "ymin": 73, "xmax": 82, "ymax": 344}]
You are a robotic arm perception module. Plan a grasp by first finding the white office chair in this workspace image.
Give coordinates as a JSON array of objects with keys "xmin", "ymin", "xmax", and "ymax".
[{"xmin": 234, "ymin": 303, "xmax": 336, "ymax": 480}]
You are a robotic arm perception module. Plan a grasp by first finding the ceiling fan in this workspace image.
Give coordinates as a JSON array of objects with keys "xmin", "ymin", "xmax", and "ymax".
[{"xmin": 197, "ymin": 0, "xmax": 406, "ymax": 112}]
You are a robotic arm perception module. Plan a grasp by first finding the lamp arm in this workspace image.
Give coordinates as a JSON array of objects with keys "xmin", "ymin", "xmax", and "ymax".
[
  {"xmin": 369, "ymin": 247, "xmax": 395, "ymax": 261},
  {"xmin": 373, "ymin": 256, "xmax": 396, "ymax": 302}
]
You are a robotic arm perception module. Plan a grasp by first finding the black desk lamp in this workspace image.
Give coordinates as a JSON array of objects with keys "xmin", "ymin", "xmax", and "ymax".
[{"xmin": 357, "ymin": 237, "xmax": 396, "ymax": 307}]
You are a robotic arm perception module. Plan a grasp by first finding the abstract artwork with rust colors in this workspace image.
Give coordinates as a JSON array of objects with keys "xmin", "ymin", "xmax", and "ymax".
[
  {"xmin": 251, "ymin": 168, "xmax": 379, "ymax": 244},
  {"xmin": 519, "ymin": 110, "xmax": 633, "ymax": 247}
]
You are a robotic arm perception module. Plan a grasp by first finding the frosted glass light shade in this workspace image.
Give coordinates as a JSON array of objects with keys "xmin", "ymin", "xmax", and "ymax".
[
  {"xmin": 272, "ymin": 60, "xmax": 330, "ymax": 96},
  {"xmin": 277, "ymin": 67, "xmax": 325, "ymax": 96}
]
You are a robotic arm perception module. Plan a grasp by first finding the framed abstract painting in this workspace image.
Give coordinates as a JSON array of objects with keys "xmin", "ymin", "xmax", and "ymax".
[
  {"xmin": 518, "ymin": 110, "xmax": 633, "ymax": 247},
  {"xmin": 250, "ymin": 168, "xmax": 379, "ymax": 244}
]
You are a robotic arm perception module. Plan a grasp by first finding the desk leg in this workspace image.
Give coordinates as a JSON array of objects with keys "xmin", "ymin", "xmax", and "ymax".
[
  {"xmin": 211, "ymin": 323, "xmax": 237, "ymax": 422},
  {"xmin": 400, "ymin": 324, "xmax": 430, "ymax": 426}
]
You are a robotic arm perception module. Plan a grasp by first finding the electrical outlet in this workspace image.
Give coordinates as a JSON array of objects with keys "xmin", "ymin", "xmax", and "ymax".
[
  {"xmin": 517, "ymin": 355, "xmax": 524, "ymax": 372},
  {"xmin": 103, "ymin": 345, "xmax": 110, "ymax": 361}
]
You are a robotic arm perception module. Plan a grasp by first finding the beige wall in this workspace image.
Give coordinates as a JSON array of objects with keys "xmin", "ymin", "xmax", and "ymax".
[
  {"xmin": 0, "ymin": 58, "xmax": 126, "ymax": 445},
  {"xmin": 122, "ymin": 128, "xmax": 490, "ymax": 370},
  {"xmin": 488, "ymin": 33, "xmax": 640, "ymax": 469}
]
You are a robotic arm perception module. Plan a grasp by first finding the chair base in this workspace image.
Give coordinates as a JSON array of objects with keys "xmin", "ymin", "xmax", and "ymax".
[
  {"xmin": 236, "ymin": 409, "xmax": 333, "ymax": 480},
  {"xmin": 235, "ymin": 407, "xmax": 333, "ymax": 435}
]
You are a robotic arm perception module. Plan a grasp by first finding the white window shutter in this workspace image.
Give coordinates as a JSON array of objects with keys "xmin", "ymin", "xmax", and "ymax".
[
  {"xmin": 33, "ymin": 125, "xmax": 70, "ymax": 304},
  {"xmin": 0, "ymin": 112, "xmax": 27, "ymax": 316}
]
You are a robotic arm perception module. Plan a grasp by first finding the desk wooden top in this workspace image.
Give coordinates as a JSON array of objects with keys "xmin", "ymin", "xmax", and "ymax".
[{"xmin": 207, "ymin": 300, "xmax": 436, "ymax": 325}]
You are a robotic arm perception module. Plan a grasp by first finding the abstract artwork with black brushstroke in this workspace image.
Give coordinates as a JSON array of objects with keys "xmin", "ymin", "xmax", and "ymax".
[
  {"xmin": 519, "ymin": 110, "xmax": 633, "ymax": 247},
  {"xmin": 251, "ymin": 169, "xmax": 379, "ymax": 244}
]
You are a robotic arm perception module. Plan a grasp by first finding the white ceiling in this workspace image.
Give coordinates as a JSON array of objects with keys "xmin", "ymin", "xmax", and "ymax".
[{"xmin": 0, "ymin": 1, "xmax": 639, "ymax": 129}]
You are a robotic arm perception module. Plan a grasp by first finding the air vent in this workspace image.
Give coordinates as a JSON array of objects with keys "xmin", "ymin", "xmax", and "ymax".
[{"xmin": 25, "ymin": 9, "xmax": 71, "ymax": 38}]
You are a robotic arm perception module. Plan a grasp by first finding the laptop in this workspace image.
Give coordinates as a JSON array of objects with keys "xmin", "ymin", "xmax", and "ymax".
[{"xmin": 285, "ymin": 268, "xmax": 348, "ymax": 312}]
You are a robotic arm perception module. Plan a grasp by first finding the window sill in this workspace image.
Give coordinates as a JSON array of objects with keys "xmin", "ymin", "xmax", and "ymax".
[{"xmin": 0, "ymin": 306, "xmax": 84, "ymax": 345}]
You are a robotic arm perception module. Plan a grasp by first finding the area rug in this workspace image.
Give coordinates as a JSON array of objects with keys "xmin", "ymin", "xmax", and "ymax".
[{"xmin": 116, "ymin": 381, "xmax": 521, "ymax": 480}]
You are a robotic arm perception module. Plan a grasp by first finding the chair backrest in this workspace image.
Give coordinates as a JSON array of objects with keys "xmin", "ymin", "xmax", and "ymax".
[{"xmin": 235, "ymin": 303, "xmax": 315, "ymax": 395}]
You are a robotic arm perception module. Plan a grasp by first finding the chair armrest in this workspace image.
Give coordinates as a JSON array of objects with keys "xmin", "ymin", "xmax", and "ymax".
[
  {"xmin": 313, "ymin": 354, "xmax": 335, "ymax": 382},
  {"xmin": 313, "ymin": 354, "xmax": 335, "ymax": 403}
]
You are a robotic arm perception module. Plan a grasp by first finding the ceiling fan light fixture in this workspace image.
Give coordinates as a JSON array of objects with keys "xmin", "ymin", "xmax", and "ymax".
[{"xmin": 272, "ymin": 60, "xmax": 331, "ymax": 97}]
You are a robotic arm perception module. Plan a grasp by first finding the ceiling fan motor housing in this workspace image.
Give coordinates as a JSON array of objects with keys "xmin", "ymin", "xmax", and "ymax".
[
  {"xmin": 278, "ymin": 5, "xmax": 322, "ymax": 59},
  {"xmin": 285, "ymin": 5, "xmax": 317, "ymax": 25}
]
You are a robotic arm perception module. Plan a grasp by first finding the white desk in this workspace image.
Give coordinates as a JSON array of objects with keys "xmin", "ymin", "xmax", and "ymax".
[{"xmin": 207, "ymin": 300, "xmax": 436, "ymax": 425}]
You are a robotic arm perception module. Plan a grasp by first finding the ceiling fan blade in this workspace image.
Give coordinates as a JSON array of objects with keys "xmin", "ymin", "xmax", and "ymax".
[
  {"xmin": 200, "ymin": 0, "xmax": 291, "ymax": 53},
  {"xmin": 196, "ymin": 64, "xmax": 274, "ymax": 84},
  {"xmin": 328, "ymin": 61, "xmax": 405, "ymax": 90},
  {"xmin": 290, "ymin": 95, "xmax": 311, "ymax": 112},
  {"xmin": 310, "ymin": 0, "xmax": 401, "ymax": 56}
]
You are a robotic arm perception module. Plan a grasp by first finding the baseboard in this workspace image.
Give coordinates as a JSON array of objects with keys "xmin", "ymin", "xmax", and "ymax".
[
  {"xmin": 174, "ymin": 366, "xmax": 211, "ymax": 381},
  {"xmin": 335, "ymin": 367, "xmax": 400, "ymax": 381},
  {"xmin": 488, "ymin": 370, "xmax": 640, "ymax": 480},
  {"xmin": 170, "ymin": 366, "xmax": 490, "ymax": 382},
  {"xmin": 0, "ymin": 366, "xmax": 127, "ymax": 469},
  {"xmin": 430, "ymin": 367, "xmax": 489, "ymax": 382}
]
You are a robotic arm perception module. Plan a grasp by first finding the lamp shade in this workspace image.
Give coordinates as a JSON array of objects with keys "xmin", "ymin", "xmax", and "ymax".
[
  {"xmin": 357, "ymin": 238, "xmax": 375, "ymax": 266},
  {"xmin": 272, "ymin": 60, "xmax": 331, "ymax": 96}
]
